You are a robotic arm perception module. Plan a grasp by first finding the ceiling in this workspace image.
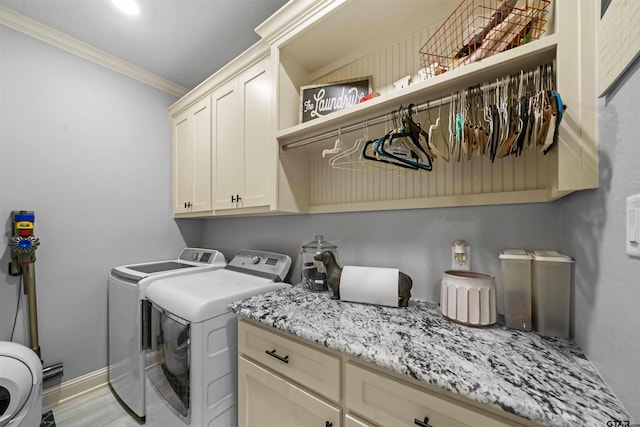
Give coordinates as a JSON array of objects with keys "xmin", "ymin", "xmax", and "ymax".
[{"xmin": 0, "ymin": 0, "xmax": 289, "ymax": 91}]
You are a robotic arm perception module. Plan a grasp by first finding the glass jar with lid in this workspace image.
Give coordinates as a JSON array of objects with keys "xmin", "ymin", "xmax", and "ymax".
[{"xmin": 300, "ymin": 235, "xmax": 338, "ymax": 291}]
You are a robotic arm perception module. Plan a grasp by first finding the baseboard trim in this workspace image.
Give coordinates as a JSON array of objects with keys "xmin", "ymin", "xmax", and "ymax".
[{"xmin": 43, "ymin": 367, "xmax": 108, "ymax": 410}]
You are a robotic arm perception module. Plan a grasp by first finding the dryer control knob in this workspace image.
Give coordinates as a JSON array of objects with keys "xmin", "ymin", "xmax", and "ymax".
[{"xmin": 251, "ymin": 256, "xmax": 261, "ymax": 265}]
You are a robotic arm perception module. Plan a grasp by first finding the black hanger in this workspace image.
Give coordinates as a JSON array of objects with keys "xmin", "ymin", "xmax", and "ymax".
[
  {"xmin": 378, "ymin": 129, "xmax": 432, "ymax": 171},
  {"xmin": 362, "ymin": 137, "xmax": 418, "ymax": 170},
  {"xmin": 374, "ymin": 108, "xmax": 433, "ymax": 171},
  {"xmin": 403, "ymin": 104, "xmax": 436, "ymax": 161}
]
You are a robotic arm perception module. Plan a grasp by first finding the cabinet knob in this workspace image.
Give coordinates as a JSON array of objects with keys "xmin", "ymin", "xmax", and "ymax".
[
  {"xmin": 231, "ymin": 194, "xmax": 242, "ymax": 203},
  {"xmin": 184, "ymin": 202, "xmax": 192, "ymax": 208},
  {"xmin": 414, "ymin": 417, "xmax": 432, "ymax": 427},
  {"xmin": 325, "ymin": 422, "xmax": 332, "ymax": 427}
]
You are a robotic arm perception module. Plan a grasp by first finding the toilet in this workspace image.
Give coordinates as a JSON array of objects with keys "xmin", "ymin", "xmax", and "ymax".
[{"xmin": 0, "ymin": 342, "xmax": 43, "ymax": 427}]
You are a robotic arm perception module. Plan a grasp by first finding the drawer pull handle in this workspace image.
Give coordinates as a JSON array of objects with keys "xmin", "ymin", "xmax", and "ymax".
[
  {"xmin": 265, "ymin": 349, "xmax": 289, "ymax": 364},
  {"xmin": 414, "ymin": 417, "xmax": 432, "ymax": 427}
]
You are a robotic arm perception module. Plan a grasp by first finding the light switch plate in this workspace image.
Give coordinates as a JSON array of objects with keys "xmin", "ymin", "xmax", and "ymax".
[{"xmin": 626, "ymin": 194, "xmax": 640, "ymax": 257}]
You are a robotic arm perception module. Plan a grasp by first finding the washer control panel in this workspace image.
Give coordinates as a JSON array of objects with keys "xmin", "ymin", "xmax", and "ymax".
[
  {"xmin": 227, "ymin": 250, "xmax": 292, "ymax": 282},
  {"xmin": 178, "ymin": 248, "xmax": 226, "ymax": 265}
]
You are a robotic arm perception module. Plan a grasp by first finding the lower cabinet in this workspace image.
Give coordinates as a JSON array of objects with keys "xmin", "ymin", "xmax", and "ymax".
[
  {"xmin": 346, "ymin": 363, "xmax": 514, "ymax": 427},
  {"xmin": 238, "ymin": 357, "xmax": 341, "ymax": 427},
  {"xmin": 237, "ymin": 319, "xmax": 533, "ymax": 427},
  {"xmin": 344, "ymin": 414, "xmax": 374, "ymax": 427},
  {"xmin": 238, "ymin": 315, "xmax": 341, "ymax": 401}
]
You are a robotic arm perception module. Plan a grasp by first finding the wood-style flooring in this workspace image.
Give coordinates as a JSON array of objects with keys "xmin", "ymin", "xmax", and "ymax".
[{"xmin": 45, "ymin": 385, "xmax": 143, "ymax": 427}]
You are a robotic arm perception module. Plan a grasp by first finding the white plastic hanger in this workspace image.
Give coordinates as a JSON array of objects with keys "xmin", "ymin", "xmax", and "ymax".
[
  {"xmin": 322, "ymin": 128, "xmax": 347, "ymax": 158},
  {"xmin": 427, "ymin": 100, "xmax": 450, "ymax": 162},
  {"xmin": 329, "ymin": 123, "xmax": 369, "ymax": 170}
]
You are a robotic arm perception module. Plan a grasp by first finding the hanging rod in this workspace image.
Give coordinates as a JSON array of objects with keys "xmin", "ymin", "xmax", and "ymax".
[{"xmin": 280, "ymin": 63, "xmax": 554, "ymax": 152}]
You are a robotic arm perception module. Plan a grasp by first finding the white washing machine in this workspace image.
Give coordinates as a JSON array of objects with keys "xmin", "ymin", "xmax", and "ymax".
[
  {"xmin": 0, "ymin": 341, "xmax": 42, "ymax": 427},
  {"xmin": 142, "ymin": 249, "xmax": 291, "ymax": 427},
  {"xmin": 108, "ymin": 248, "xmax": 226, "ymax": 418}
]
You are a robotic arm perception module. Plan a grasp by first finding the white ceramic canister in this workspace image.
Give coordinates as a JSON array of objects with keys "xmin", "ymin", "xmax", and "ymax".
[{"xmin": 440, "ymin": 270, "xmax": 497, "ymax": 326}]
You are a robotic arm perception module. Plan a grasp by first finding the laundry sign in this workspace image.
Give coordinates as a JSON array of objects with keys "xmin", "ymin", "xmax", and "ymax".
[{"xmin": 300, "ymin": 77, "xmax": 372, "ymax": 123}]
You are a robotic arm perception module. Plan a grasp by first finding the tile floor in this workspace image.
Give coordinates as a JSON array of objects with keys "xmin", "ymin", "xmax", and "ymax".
[{"xmin": 43, "ymin": 386, "xmax": 142, "ymax": 427}]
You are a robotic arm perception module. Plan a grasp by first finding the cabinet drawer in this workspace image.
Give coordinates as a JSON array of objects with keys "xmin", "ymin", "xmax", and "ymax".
[
  {"xmin": 239, "ymin": 357, "xmax": 341, "ymax": 427},
  {"xmin": 346, "ymin": 362, "xmax": 516, "ymax": 427},
  {"xmin": 345, "ymin": 414, "xmax": 374, "ymax": 427},
  {"xmin": 238, "ymin": 320, "xmax": 341, "ymax": 401}
]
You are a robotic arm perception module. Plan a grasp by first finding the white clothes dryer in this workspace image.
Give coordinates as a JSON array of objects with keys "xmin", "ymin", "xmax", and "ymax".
[
  {"xmin": 0, "ymin": 341, "xmax": 42, "ymax": 427},
  {"xmin": 142, "ymin": 250, "xmax": 291, "ymax": 427},
  {"xmin": 108, "ymin": 248, "xmax": 226, "ymax": 418}
]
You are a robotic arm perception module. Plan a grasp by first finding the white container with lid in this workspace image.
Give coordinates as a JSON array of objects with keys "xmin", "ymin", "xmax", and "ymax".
[
  {"xmin": 532, "ymin": 250, "xmax": 573, "ymax": 338},
  {"xmin": 499, "ymin": 249, "xmax": 533, "ymax": 331}
]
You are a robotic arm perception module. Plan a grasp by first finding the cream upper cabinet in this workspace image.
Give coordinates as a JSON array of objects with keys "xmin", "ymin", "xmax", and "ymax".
[
  {"xmin": 172, "ymin": 97, "xmax": 212, "ymax": 214},
  {"xmin": 212, "ymin": 58, "xmax": 273, "ymax": 212},
  {"xmin": 169, "ymin": 42, "xmax": 275, "ymax": 218},
  {"xmin": 211, "ymin": 78, "xmax": 240, "ymax": 210},
  {"xmin": 171, "ymin": 0, "xmax": 598, "ymax": 217}
]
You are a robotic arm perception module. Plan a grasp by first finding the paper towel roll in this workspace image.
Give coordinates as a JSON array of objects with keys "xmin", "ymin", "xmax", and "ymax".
[{"xmin": 340, "ymin": 266, "xmax": 399, "ymax": 307}]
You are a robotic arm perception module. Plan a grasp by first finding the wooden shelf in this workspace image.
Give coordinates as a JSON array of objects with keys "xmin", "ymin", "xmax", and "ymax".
[
  {"xmin": 276, "ymin": 35, "xmax": 558, "ymax": 149},
  {"xmin": 306, "ymin": 188, "xmax": 570, "ymax": 214}
]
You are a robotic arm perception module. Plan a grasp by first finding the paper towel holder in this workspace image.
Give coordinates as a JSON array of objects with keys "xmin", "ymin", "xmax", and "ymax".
[{"xmin": 313, "ymin": 251, "xmax": 413, "ymax": 307}]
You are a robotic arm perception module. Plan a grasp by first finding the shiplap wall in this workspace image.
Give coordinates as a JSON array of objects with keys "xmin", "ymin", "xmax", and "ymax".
[
  {"xmin": 308, "ymin": 146, "xmax": 546, "ymax": 206},
  {"xmin": 304, "ymin": 21, "xmax": 548, "ymax": 208}
]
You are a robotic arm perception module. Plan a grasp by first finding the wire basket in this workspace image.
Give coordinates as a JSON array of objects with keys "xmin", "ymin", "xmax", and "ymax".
[{"xmin": 419, "ymin": 0, "xmax": 551, "ymax": 79}]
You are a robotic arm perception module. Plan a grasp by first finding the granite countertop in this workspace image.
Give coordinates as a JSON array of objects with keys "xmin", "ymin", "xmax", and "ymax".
[{"xmin": 229, "ymin": 285, "xmax": 630, "ymax": 427}]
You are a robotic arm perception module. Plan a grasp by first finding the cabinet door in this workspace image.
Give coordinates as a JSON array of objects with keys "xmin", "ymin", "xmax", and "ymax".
[
  {"xmin": 239, "ymin": 357, "xmax": 341, "ymax": 427},
  {"xmin": 239, "ymin": 58, "xmax": 272, "ymax": 209},
  {"xmin": 212, "ymin": 79, "xmax": 242, "ymax": 210},
  {"xmin": 173, "ymin": 97, "xmax": 212, "ymax": 214}
]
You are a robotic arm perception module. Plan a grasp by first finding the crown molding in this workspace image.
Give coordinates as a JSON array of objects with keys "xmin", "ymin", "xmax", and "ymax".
[
  {"xmin": 0, "ymin": 4, "xmax": 188, "ymax": 98},
  {"xmin": 255, "ymin": 0, "xmax": 339, "ymax": 46}
]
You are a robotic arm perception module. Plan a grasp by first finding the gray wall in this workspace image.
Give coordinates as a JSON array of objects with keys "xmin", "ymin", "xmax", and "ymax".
[
  {"xmin": 202, "ymin": 205, "xmax": 562, "ymax": 305},
  {"xmin": 560, "ymin": 58, "xmax": 640, "ymax": 420},
  {"xmin": 0, "ymin": 26, "xmax": 203, "ymax": 381}
]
